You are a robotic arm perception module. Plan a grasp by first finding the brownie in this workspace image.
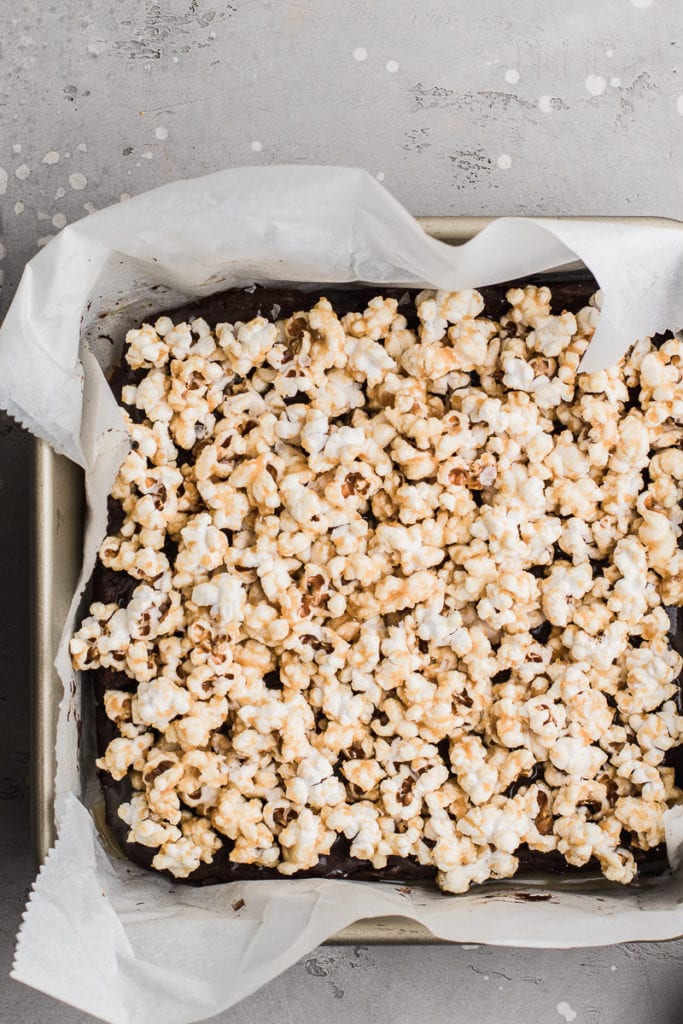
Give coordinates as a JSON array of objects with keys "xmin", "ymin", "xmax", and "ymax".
[{"xmin": 84, "ymin": 274, "xmax": 682, "ymax": 888}]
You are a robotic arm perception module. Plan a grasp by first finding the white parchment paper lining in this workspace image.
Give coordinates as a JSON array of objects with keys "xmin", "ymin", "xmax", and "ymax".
[{"xmin": 2, "ymin": 167, "xmax": 683, "ymax": 1024}]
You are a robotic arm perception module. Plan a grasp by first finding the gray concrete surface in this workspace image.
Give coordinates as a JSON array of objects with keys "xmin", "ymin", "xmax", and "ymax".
[{"xmin": 1, "ymin": 1, "xmax": 683, "ymax": 1022}]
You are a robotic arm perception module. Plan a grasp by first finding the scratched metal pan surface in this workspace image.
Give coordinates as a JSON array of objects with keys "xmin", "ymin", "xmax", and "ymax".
[{"xmin": 32, "ymin": 215, "xmax": 682, "ymax": 945}]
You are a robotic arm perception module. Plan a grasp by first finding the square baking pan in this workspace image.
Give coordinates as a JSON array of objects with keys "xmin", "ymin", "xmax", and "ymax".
[{"xmin": 32, "ymin": 214, "xmax": 680, "ymax": 945}]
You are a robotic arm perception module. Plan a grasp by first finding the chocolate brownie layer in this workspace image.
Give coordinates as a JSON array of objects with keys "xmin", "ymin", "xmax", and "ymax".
[{"xmin": 82, "ymin": 274, "xmax": 682, "ymax": 887}]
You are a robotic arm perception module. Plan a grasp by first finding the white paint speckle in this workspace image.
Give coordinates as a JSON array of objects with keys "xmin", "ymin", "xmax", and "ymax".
[
  {"xmin": 120, "ymin": 193, "xmax": 130, "ymax": 202},
  {"xmin": 12, "ymin": 144, "xmax": 21, "ymax": 154},
  {"xmin": 155, "ymin": 126, "xmax": 168, "ymax": 141},
  {"xmin": 37, "ymin": 212, "xmax": 50, "ymax": 221},
  {"xmin": 610, "ymin": 965, "xmax": 617, "ymax": 972},
  {"xmin": 251, "ymin": 140, "xmax": 262, "ymax": 152},
  {"xmin": 505, "ymin": 68, "xmax": 520, "ymax": 84},
  {"xmin": 52, "ymin": 212, "xmax": 67, "ymax": 229},
  {"xmin": 68, "ymin": 171, "xmax": 87, "ymax": 190},
  {"xmin": 557, "ymin": 1002, "xmax": 577, "ymax": 1022},
  {"xmin": 610, "ymin": 77, "xmax": 621, "ymax": 87},
  {"xmin": 353, "ymin": 47, "xmax": 368, "ymax": 62},
  {"xmin": 676, "ymin": 95, "xmax": 683, "ymax": 115},
  {"xmin": 483, "ymin": 974, "xmax": 490, "ymax": 981},
  {"xmin": 14, "ymin": 201, "xmax": 24, "ymax": 214},
  {"xmin": 585, "ymin": 74, "xmax": 607, "ymax": 96},
  {"xmin": 64, "ymin": 151, "xmax": 71, "ymax": 158},
  {"xmin": 631, "ymin": 0, "xmax": 653, "ymax": 7},
  {"xmin": 209, "ymin": 31, "xmax": 217, "ymax": 39},
  {"xmin": 386, "ymin": 60, "xmax": 399, "ymax": 74},
  {"xmin": 77, "ymin": 142, "xmax": 87, "ymax": 152},
  {"xmin": 376, "ymin": 171, "xmax": 385, "ymax": 182},
  {"xmin": 42, "ymin": 150, "xmax": 60, "ymax": 165},
  {"xmin": 497, "ymin": 153, "xmax": 512, "ymax": 169},
  {"xmin": 37, "ymin": 234, "xmax": 55, "ymax": 248},
  {"xmin": 0, "ymin": 167, "xmax": 8, "ymax": 195},
  {"xmin": 83, "ymin": 202, "xmax": 97, "ymax": 214},
  {"xmin": 461, "ymin": 944, "xmax": 480, "ymax": 950},
  {"xmin": 172, "ymin": 55, "xmax": 179, "ymax": 63},
  {"xmin": 538, "ymin": 95, "xmax": 554, "ymax": 112},
  {"xmin": 606, "ymin": 49, "xmax": 614, "ymax": 58},
  {"xmin": 0, "ymin": 243, "xmax": 6, "ymax": 261},
  {"xmin": 88, "ymin": 38, "xmax": 106, "ymax": 55},
  {"xmin": 54, "ymin": 186, "xmax": 66, "ymax": 199},
  {"xmin": 142, "ymin": 149, "xmax": 153, "ymax": 160},
  {"xmin": 15, "ymin": 164, "xmax": 30, "ymax": 180}
]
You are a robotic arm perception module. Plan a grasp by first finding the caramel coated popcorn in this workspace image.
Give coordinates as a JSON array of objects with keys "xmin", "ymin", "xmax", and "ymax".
[{"xmin": 72, "ymin": 285, "xmax": 683, "ymax": 892}]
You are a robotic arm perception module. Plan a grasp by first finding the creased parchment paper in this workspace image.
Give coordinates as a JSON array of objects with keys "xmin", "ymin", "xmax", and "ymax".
[{"xmin": 2, "ymin": 166, "xmax": 683, "ymax": 1024}]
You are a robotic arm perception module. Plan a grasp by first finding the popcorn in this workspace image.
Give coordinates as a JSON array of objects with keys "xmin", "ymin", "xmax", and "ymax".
[
  {"xmin": 74, "ymin": 284, "xmax": 683, "ymax": 893},
  {"xmin": 458, "ymin": 790, "xmax": 537, "ymax": 854},
  {"xmin": 416, "ymin": 289, "xmax": 485, "ymax": 344},
  {"xmin": 437, "ymin": 847, "xmax": 519, "ymax": 895},
  {"xmin": 174, "ymin": 513, "xmax": 229, "ymax": 585},
  {"xmin": 278, "ymin": 807, "xmax": 336, "ymax": 873},
  {"xmin": 118, "ymin": 793, "xmax": 182, "ymax": 848},
  {"xmin": 608, "ymin": 537, "xmax": 649, "ymax": 624},
  {"xmin": 555, "ymin": 815, "xmax": 636, "ymax": 883},
  {"xmin": 323, "ymin": 801, "xmax": 382, "ymax": 861},
  {"xmin": 152, "ymin": 832, "xmax": 218, "ymax": 879},
  {"xmin": 191, "ymin": 573, "xmax": 246, "ymax": 628},
  {"xmin": 96, "ymin": 732, "xmax": 154, "ymax": 781},
  {"xmin": 541, "ymin": 561, "xmax": 594, "ymax": 627},
  {"xmin": 614, "ymin": 796, "xmax": 666, "ymax": 849},
  {"xmin": 449, "ymin": 736, "xmax": 498, "ymax": 805},
  {"xmin": 548, "ymin": 477, "xmax": 602, "ymax": 521},
  {"xmin": 217, "ymin": 317, "xmax": 278, "ymax": 375},
  {"xmin": 375, "ymin": 571, "xmax": 436, "ymax": 613},
  {"xmin": 125, "ymin": 323, "xmax": 170, "ymax": 370},
  {"xmin": 132, "ymin": 677, "xmax": 192, "ymax": 730},
  {"xmin": 343, "ymin": 296, "xmax": 399, "ymax": 342},
  {"xmin": 503, "ymin": 284, "xmax": 551, "ymax": 328},
  {"xmin": 341, "ymin": 759, "xmax": 384, "ymax": 793},
  {"xmin": 615, "ymin": 640, "xmax": 682, "ymax": 716},
  {"xmin": 346, "ymin": 337, "xmax": 396, "ymax": 385},
  {"xmin": 630, "ymin": 701, "xmax": 683, "ymax": 766},
  {"xmin": 548, "ymin": 737, "xmax": 608, "ymax": 779},
  {"xmin": 527, "ymin": 312, "xmax": 577, "ymax": 358}
]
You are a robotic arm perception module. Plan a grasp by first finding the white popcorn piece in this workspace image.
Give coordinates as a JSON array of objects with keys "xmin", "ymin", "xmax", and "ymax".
[
  {"xmin": 96, "ymin": 732, "xmax": 154, "ymax": 781},
  {"xmin": 151, "ymin": 829, "xmax": 220, "ymax": 879},
  {"xmin": 555, "ymin": 816, "xmax": 636, "ymax": 883},
  {"xmin": 438, "ymin": 847, "xmax": 519, "ymax": 894},
  {"xmin": 614, "ymin": 797, "xmax": 666, "ymax": 850},
  {"xmin": 527, "ymin": 312, "xmax": 577, "ymax": 358},
  {"xmin": 503, "ymin": 284, "xmax": 552, "ymax": 328},
  {"xmin": 278, "ymin": 807, "xmax": 336, "ymax": 873},
  {"xmin": 132, "ymin": 676, "xmax": 192, "ymax": 730},
  {"xmin": 125, "ymin": 323, "xmax": 169, "ymax": 370},
  {"xmin": 191, "ymin": 573, "xmax": 246, "ymax": 628},
  {"xmin": 118, "ymin": 793, "xmax": 182, "ymax": 848},
  {"xmin": 548, "ymin": 737, "xmax": 608, "ymax": 779},
  {"xmin": 218, "ymin": 317, "xmax": 278, "ymax": 375},
  {"xmin": 174, "ymin": 512, "xmax": 229, "ymax": 585},
  {"xmin": 323, "ymin": 801, "xmax": 383, "ymax": 861}
]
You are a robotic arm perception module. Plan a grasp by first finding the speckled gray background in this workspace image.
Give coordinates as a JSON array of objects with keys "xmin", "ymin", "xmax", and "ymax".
[{"xmin": 2, "ymin": 2, "xmax": 683, "ymax": 1022}]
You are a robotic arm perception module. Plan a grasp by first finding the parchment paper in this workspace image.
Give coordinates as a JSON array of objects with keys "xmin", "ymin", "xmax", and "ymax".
[{"xmin": 3, "ymin": 166, "xmax": 683, "ymax": 1024}]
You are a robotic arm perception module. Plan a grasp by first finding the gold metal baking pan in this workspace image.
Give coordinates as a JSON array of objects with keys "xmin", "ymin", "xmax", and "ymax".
[{"xmin": 32, "ymin": 215, "xmax": 680, "ymax": 945}]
